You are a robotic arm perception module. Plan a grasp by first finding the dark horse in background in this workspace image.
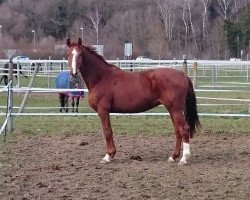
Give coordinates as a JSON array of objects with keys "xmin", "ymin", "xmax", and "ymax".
[
  {"xmin": 55, "ymin": 71, "xmax": 84, "ymax": 113},
  {"xmin": 66, "ymin": 38, "xmax": 200, "ymax": 165},
  {"xmin": 0, "ymin": 62, "xmax": 28, "ymax": 85}
]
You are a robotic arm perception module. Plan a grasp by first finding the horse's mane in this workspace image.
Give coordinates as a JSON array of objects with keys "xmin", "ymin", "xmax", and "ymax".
[
  {"xmin": 69, "ymin": 41, "xmax": 112, "ymax": 67},
  {"xmin": 82, "ymin": 45, "xmax": 111, "ymax": 66}
]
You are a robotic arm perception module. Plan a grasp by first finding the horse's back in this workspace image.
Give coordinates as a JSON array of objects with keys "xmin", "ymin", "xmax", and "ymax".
[
  {"xmin": 55, "ymin": 71, "xmax": 70, "ymax": 88},
  {"xmin": 3, "ymin": 63, "xmax": 19, "ymax": 73},
  {"xmin": 96, "ymin": 67, "xmax": 189, "ymax": 113},
  {"xmin": 55, "ymin": 71, "xmax": 84, "ymax": 97}
]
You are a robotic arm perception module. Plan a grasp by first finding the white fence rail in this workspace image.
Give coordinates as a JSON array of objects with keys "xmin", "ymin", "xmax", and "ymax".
[
  {"xmin": 0, "ymin": 59, "xmax": 250, "ymax": 119},
  {"xmin": 1, "ymin": 59, "xmax": 250, "ymax": 80}
]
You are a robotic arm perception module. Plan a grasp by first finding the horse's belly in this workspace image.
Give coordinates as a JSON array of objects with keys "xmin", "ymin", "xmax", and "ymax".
[{"xmin": 111, "ymin": 98, "xmax": 160, "ymax": 113}]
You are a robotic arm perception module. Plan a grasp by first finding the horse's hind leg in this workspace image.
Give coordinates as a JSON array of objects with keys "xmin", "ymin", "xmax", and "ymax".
[
  {"xmin": 71, "ymin": 98, "xmax": 75, "ymax": 112},
  {"xmin": 168, "ymin": 114, "xmax": 182, "ymax": 162},
  {"xmin": 4, "ymin": 76, "xmax": 8, "ymax": 85},
  {"xmin": 75, "ymin": 97, "xmax": 80, "ymax": 113},
  {"xmin": 168, "ymin": 111, "xmax": 190, "ymax": 165},
  {"xmin": 64, "ymin": 96, "xmax": 69, "ymax": 113},
  {"xmin": 59, "ymin": 94, "xmax": 64, "ymax": 112}
]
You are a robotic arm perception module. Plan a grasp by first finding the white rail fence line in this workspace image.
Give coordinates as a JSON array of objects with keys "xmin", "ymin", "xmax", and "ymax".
[
  {"xmin": 1, "ymin": 59, "xmax": 250, "ymax": 85},
  {"xmin": 1, "ymin": 112, "xmax": 250, "ymax": 118},
  {"xmin": 0, "ymin": 59, "xmax": 249, "ymax": 119},
  {"xmin": 0, "ymin": 87, "xmax": 249, "ymax": 117}
]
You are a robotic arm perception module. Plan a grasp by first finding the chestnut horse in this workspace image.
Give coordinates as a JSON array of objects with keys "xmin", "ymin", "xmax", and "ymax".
[{"xmin": 67, "ymin": 38, "xmax": 200, "ymax": 165}]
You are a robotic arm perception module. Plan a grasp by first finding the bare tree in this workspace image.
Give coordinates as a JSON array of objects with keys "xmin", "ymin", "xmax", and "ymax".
[
  {"xmin": 87, "ymin": 6, "xmax": 101, "ymax": 44},
  {"xmin": 199, "ymin": 0, "xmax": 212, "ymax": 38},
  {"xmin": 187, "ymin": 0, "xmax": 197, "ymax": 47},
  {"xmin": 215, "ymin": 0, "xmax": 246, "ymax": 20},
  {"xmin": 156, "ymin": 0, "xmax": 178, "ymax": 42},
  {"xmin": 181, "ymin": 1, "xmax": 189, "ymax": 51}
]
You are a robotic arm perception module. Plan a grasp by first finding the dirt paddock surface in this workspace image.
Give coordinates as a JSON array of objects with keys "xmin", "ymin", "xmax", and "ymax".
[{"xmin": 0, "ymin": 133, "xmax": 249, "ymax": 200}]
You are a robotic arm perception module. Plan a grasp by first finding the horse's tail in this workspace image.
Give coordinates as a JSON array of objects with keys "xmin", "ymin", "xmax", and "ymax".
[
  {"xmin": 0, "ymin": 75, "xmax": 8, "ymax": 86},
  {"xmin": 0, "ymin": 75, "xmax": 3, "ymax": 84},
  {"xmin": 184, "ymin": 78, "xmax": 201, "ymax": 138}
]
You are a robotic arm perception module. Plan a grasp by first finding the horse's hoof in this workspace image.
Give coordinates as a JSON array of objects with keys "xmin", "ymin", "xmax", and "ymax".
[
  {"xmin": 100, "ymin": 159, "xmax": 110, "ymax": 164},
  {"xmin": 178, "ymin": 160, "xmax": 188, "ymax": 166},
  {"xmin": 168, "ymin": 156, "xmax": 175, "ymax": 163},
  {"xmin": 100, "ymin": 154, "xmax": 111, "ymax": 164}
]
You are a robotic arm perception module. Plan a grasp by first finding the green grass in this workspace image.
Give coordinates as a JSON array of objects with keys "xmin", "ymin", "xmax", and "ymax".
[
  {"xmin": 0, "ymin": 70, "xmax": 249, "ymax": 142},
  {"xmin": 0, "ymin": 115, "xmax": 249, "ymax": 145}
]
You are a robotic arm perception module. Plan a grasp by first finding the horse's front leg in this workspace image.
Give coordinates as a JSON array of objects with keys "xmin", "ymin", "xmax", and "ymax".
[
  {"xmin": 75, "ymin": 97, "xmax": 80, "ymax": 113},
  {"xmin": 64, "ymin": 96, "xmax": 69, "ymax": 113},
  {"xmin": 98, "ymin": 110, "xmax": 116, "ymax": 164}
]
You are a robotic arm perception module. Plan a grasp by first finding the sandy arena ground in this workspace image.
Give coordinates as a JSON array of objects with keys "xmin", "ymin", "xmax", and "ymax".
[{"xmin": 0, "ymin": 132, "xmax": 249, "ymax": 200}]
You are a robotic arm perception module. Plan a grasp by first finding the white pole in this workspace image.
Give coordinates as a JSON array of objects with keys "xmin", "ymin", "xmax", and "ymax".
[
  {"xmin": 7, "ymin": 61, "xmax": 14, "ymax": 132},
  {"xmin": 18, "ymin": 65, "xmax": 39, "ymax": 113}
]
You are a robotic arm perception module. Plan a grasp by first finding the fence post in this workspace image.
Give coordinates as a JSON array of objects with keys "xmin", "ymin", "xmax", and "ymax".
[
  {"xmin": 19, "ymin": 65, "xmax": 39, "ymax": 113},
  {"xmin": 17, "ymin": 61, "xmax": 20, "ymax": 88},
  {"xmin": 182, "ymin": 55, "xmax": 187, "ymax": 74},
  {"xmin": 7, "ymin": 60, "xmax": 14, "ymax": 132},
  {"xmin": 48, "ymin": 56, "xmax": 51, "ymax": 88},
  {"xmin": 193, "ymin": 58, "xmax": 197, "ymax": 89},
  {"xmin": 211, "ymin": 66, "xmax": 215, "ymax": 90},
  {"xmin": 247, "ymin": 66, "xmax": 249, "ymax": 82}
]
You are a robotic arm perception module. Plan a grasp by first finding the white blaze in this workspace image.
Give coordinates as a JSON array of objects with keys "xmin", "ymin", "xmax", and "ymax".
[{"xmin": 71, "ymin": 48, "xmax": 78, "ymax": 74}]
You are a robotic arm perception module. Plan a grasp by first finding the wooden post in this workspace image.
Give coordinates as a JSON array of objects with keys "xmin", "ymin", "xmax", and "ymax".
[
  {"xmin": 17, "ymin": 61, "xmax": 20, "ymax": 88},
  {"xmin": 182, "ymin": 55, "xmax": 187, "ymax": 74},
  {"xmin": 193, "ymin": 58, "xmax": 197, "ymax": 89},
  {"xmin": 7, "ymin": 60, "xmax": 14, "ymax": 132},
  {"xmin": 18, "ymin": 65, "xmax": 39, "ymax": 113}
]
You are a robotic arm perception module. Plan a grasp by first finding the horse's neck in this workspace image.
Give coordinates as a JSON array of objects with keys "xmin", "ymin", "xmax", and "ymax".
[{"xmin": 80, "ymin": 52, "xmax": 109, "ymax": 90}]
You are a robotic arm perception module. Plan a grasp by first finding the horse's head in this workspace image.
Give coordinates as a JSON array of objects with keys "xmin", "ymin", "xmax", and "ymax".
[{"xmin": 67, "ymin": 38, "xmax": 83, "ymax": 76}]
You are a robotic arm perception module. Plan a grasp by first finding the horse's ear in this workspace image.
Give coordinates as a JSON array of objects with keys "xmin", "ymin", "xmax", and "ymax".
[
  {"xmin": 78, "ymin": 38, "xmax": 82, "ymax": 46},
  {"xmin": 67, "ymin": 38, "xmax": 71, "ymax": 47}
]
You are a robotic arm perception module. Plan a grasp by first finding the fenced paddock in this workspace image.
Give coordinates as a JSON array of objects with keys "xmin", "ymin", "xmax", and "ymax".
[
  {"xmin": 0, "ymin": 59, "xmax": 250, "ymax": 200},
  {"xmin": 0, "ymin": 58, "xmax": 250, "ymax": 134}
]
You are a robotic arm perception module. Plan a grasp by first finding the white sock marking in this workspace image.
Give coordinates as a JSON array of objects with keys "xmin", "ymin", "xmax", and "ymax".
[
  {"xmin": 71, "ymin": 48, "xmax": 78, "ymax": 74},
  {"xmin": 102, "ymin": 154, "xmax": 110, "ymax": 163},
  {"xmin": 179, "ymin": 142, "xmax": 190, "ymax": 164},
  {"xmin": 168, "ymin": 156, "xmax": 175, "ymax": 163}
]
